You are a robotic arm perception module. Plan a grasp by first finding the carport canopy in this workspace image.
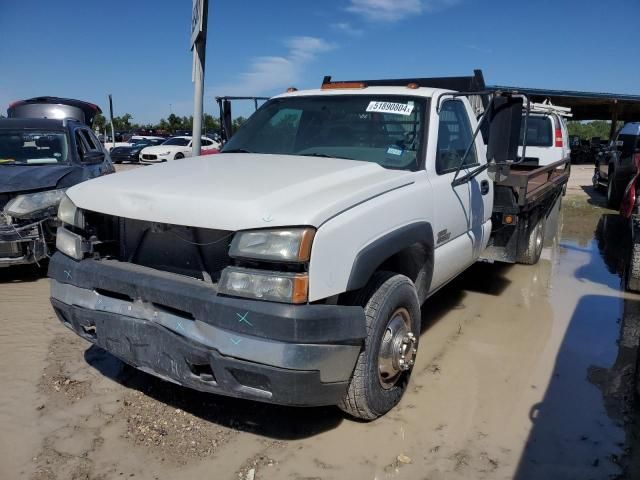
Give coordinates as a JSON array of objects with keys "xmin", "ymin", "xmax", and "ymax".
[{"xmin": 488, "ymin": 84, "xmax": 640, "ymax": 122}]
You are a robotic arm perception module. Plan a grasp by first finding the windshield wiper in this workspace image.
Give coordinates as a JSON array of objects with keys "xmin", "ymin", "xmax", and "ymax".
[
  {"xmin": 298, "ymin": 153, "xmax": 354, "ymax": 160},
  {"xmin": 222, "ymin": 148, "xmax": 252, "ymax": 154}
]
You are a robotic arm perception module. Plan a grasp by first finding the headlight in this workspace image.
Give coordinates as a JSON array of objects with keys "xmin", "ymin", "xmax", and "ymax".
[
  {"xmin": 229, "ymin": 228, "xmax": 315, "ymax": 262},
  {"xmin": 218, "ymin": 267, "xmax": 308, "ymax": 304},
  {"xmin": 58, "ymin": 194, "xmax": 85, "ymax": 228},
  {"xmin": 56, "ymin": 226, "xmax": 87, "ymax": 260},
  {"xmin": 4, "ymin": 188, "xmax": 66, "ymax": 218},
  {"xmin": 158, "ymin": 151, "xmax": 172, "ymax": 156}
]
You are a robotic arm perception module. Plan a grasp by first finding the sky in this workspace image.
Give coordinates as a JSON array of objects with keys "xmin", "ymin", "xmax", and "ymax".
[{"xmin": 1, "ymin": 0, "xmax": 639, "ymax": 124}]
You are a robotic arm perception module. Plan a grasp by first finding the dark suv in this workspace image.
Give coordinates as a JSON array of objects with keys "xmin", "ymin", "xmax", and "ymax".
[
  {"xmin": 593, "ymin": 123, "xmax": 640, "ymax": 208},
  {"xmin": 1, "ymin": 98, "xmax": 114, "ymax": 267}
]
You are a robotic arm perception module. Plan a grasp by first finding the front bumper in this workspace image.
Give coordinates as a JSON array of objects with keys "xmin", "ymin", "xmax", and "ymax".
[
  {"xmin": 0, "ymin": 219, "xmax": 48, "ymax": 266},
  {"xmin": 48, "ymin": 253, "xmax": 366, "ymax": 406},
  {"xmin": 140, "ymin": 153, "xmax": 169, "ymax": 164},
  {"xmin": 111, "ymin": 152, "xmax": 140, "ymax": 163}
]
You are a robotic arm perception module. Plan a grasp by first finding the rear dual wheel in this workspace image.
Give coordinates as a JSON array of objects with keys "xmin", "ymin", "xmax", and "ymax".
[
  {"xmin": 339, "ymin": 272, "xmax": 420, "ymax": 420},
  {"xmin": 517, "ymin": 216, "xmax": 546, "ymax": 265}
]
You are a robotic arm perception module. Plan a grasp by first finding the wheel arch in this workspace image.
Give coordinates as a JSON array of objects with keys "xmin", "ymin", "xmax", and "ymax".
[{"xmin": 346, "ymin": 222, "xmax": 434, "ymax": 302}]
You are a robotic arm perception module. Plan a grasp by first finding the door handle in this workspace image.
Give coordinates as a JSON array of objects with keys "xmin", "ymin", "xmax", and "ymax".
[{"xmin": 480, "ymin": 180, "xmax": 490, "ymax": 195}]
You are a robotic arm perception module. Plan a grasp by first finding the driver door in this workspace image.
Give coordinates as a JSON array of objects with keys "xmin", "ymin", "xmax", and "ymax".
[{"xmin": 428, "ymin": 99, "xmax": 477, "ymax": 289}]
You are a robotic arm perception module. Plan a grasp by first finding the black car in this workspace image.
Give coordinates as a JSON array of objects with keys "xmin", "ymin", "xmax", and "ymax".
[
  {"xmin": 593, "ymin": 123, "xmax": 640, "ymax": 208},
  {"xmin": 1, "ymin": 100, "xmax": 114, "ymax": 267},
  {"xmin": 110, "ymin": 138, "xmax": 165, "ymax": 163}
]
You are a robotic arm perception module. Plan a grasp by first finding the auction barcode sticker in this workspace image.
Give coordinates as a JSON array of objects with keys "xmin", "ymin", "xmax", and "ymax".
[{"xmin": 366, "ymin": 101, "xmax": 414, "ymax": 116}]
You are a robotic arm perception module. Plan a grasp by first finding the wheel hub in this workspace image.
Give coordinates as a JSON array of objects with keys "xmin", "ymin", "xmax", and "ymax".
[{"xmin": 378, "ymin": 308, "xmax": 418, "ymax": 389}]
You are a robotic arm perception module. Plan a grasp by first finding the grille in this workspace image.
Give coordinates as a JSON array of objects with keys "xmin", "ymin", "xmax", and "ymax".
[
  {"xmin": 117, "ymin": 218, "xmax": 233, "ymax": 281},
  {"xmin": 142, "ymin": 154, "xmax": 157, "ymax": 160}
]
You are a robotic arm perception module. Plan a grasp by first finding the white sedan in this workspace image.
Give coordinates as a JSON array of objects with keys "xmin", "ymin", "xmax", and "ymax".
[{"xmin": 139, "ymin": 136, "xmax": 220, "ymax": 163}]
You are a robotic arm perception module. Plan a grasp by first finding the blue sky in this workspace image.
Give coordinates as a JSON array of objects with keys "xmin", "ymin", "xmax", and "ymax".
[{"xmin": 1, "ymin": 0, "xmax": 639, "ymax": 124}]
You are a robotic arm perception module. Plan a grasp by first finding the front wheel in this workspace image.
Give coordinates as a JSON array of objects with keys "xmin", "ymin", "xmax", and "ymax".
[
  {"xmin": 607, "ymin": 172, "xmax": 623, "ymax": 209},
  {"xmin": 174, "ymin": 152, "xmax": 185, "ymax": 160},
  {"xmin": 339, "ymin": 272, "xmax": 420, "ymax": 420}
]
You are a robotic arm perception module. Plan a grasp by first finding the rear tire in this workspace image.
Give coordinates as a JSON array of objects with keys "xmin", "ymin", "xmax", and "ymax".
[
  {"xmin": 338, "ymin": 272, "xmax": 420, "ymax": 421},
  {"xmin": 607, "ymin": 170, "xmax": 623, "ymax": 209},
  {"xmin": 516, "ymin": 216, "xmax": 545, "ymax": 265},
  {"xmin": 627, "ymin": 240, "xmax": 640, "ymax": 292}
]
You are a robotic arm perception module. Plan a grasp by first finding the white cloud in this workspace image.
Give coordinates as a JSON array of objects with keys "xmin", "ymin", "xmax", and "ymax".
[
  {"xmin": 331, "ymin": 22, "xmax": 364, "ymax": 36},
  {"xmin": 209, "ymin": 36, "xmax": 335, "ymax": 97},
  {"xmin": 347, "ymin": 0, "xmax": 459, "ymax": 22}
]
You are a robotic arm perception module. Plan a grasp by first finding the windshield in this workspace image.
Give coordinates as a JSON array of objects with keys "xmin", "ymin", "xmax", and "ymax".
[
  {"xmin": 0, "ymin": 130, "xmax": 69, "ymax": 165},
  {"xmin": 520, "ymin": 115, "xmax": 553, "ymax": 147},
  {"xmin": 222, "ymin": 95, "xmax": 427, "ymax": 170},
  {"xmin": 162, "ymin": 137, "xmax": 190, "ymax": 146}
]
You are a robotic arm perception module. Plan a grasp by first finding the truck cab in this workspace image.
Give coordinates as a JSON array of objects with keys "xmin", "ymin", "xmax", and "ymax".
[{"xmin": 48, "ymin": 77, "xmax": 567, "ymax": 419}]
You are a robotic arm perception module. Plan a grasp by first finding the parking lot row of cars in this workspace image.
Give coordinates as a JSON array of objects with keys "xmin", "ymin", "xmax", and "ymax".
[{"xmin": 109, "ymin": 135, "xmax": 220, "ymax": 164}]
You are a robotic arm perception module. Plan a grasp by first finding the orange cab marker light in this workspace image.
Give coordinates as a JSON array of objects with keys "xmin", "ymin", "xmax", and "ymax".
[
  {"xmin": 321, "ymin": 82, "xmax": 367, "ymax": 90},
  {"xmin": 407, "ymin": 83, "xmax": 419, "ymax": 89}
]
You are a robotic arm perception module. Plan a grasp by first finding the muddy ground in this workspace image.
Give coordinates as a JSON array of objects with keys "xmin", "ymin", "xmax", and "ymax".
[{"xmin": 1, "ymin": 164, "xmax": 639, "ymax": 480}]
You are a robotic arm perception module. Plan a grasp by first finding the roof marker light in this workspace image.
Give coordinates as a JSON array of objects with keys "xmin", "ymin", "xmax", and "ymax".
[{"xmin": 321, "ymin": 82, "xmax": 367, "ymax": 90}]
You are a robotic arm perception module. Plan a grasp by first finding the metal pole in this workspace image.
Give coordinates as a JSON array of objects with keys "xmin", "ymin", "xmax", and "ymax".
[
  {"xmin": 192, "ymin": 43, "xmax": 204, "ymax": 155},
  {"xmin": 191, "ymin": 0, "xmax": 208, "ymax": 156},
  {"xmin": 108, "ymin": 94, "xmax": 115, "ymax": 149}
]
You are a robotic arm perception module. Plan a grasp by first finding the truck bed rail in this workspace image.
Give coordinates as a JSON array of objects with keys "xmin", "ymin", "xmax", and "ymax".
[{"xmin": 496, "ymin": 158, "xmax": 570, "ymax": 208}]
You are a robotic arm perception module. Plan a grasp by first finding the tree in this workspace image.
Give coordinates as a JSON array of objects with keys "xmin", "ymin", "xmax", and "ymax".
[
  {"xmin": 167, "ymin": 113, "xmax": 181, "ymax": 132},
  {"xmin": 232, "ymin": 116, "xmax": 247, "ymax": 133},
  {"xmin": 93, "ymin": 113, "xmax": 106, "ymax": 130},
  {"xmin": 567, "ymin": 120, "xmax": 623, "ymax": 141}
]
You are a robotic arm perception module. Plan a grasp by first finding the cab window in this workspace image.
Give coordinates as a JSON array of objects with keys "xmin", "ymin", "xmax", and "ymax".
[{"xmin": 436, "ymin": 100, "xmax": 478, "ymax": 174}]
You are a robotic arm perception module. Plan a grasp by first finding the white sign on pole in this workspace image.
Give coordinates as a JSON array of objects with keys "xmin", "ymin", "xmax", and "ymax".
[{"xmin": 191, "ymin": 0, "xmax": 204, "ymax": 49}]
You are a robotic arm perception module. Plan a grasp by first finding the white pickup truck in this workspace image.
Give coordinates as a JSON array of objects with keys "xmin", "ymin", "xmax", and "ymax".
[{"xmin": 48, "ymin": 75, "xmax": 569, "ymax": 420}]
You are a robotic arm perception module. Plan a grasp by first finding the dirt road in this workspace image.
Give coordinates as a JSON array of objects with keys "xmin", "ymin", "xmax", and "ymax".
[{"xmin": 1, "ymin": 165, "xmax": 638, "ymax": 479}]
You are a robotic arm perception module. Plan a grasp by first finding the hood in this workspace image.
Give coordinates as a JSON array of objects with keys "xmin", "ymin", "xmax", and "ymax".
[
  {"xmin": 67, "ymin": 153, "xmax": 415, "ymax": 231},
  {"xmin": 0, "ymin": 164, "xmax": 82, "ymax": 194}
]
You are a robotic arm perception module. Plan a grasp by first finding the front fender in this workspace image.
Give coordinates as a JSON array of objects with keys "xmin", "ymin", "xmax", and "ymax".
[{"xmin": 307, "ymin": 179, "xmax": 432, "ymax": 302}]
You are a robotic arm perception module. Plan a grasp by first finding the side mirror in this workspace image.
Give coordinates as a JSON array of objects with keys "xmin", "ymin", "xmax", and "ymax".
[
  {"xmin": 486, "ymin": 95, "xmax": 523, "ymax": 164},
  {"xmin": 82, "ymin": 151, "xmax": 105, "ymax": 164},
  {"xmin": 616, "ymin": 140, "xmax": 624, "ymax": 149}
]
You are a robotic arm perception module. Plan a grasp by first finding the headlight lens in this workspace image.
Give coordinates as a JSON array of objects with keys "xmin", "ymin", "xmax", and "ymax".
[
  {"xmin": 4, "ymin": 188, "xmax": 66, "ymax": 218},
  {"xmin": 58, "ymin": 194, "xmax": 85, "ymax": 228},
  {"xmin": 229, "ymin": 228, "xmax": 315, "ymax": 262},
  {"xmin": 56, "ymin": 226, "xmax": 87, "ymax": 260},
  {"xmin": 218, "ymin": 267, "xmax": 308, "ymax": 304}
]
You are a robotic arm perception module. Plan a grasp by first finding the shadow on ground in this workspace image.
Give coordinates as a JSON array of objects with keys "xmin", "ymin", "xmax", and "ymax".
[{"xmin": 0, "ymin": 262, "xmax": 47, "ymax": 284}]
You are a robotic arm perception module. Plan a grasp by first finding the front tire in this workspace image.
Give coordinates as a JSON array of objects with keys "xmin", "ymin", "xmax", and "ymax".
[
  {"xmin": 607, "ymin": 170, "xmax": 623, "ymax": 208},
  {"xmin": 339, "ymin": 272, "xmax": 420, "ymax": 420},
  {"xmin": 174, "ymin": 152, "xmax": 185, "ymax": 160},
  {"xmin": 627, "ymin": 242, "xmax": 640, "ymax": 292}
]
